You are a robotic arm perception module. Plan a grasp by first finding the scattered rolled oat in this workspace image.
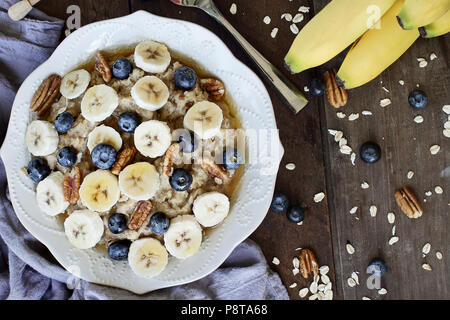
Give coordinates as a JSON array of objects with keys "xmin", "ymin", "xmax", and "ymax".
[
  {"xmin": 347, "ymin": 277, "xmax": 357, "ymax": 287},
  {"xmin": 436, "ymin": 251, "xmax": 443, "ymax": 260},
  {"xmin": 298, "ymin": 6, "xmax": 310, "ymax": 13},
  {"xmin": 328, "ymin": 129, "xmax": 338, "ymax": 136},
  {"xmin": 348, "ymin": 113, "xmax": 360, "ymax": 121},
  {"xmin": 430, "ymin": 53, "xmax": 437, "ymax": 60},
  {"xmin": 339, "ymin": 138, "xmax": 348, "ymax": 147},
  {"xmin": 350, "ymin": 206, "xmax": 358, "ymax": 214},
  {"xmin": 299, "ymin": 287, "xmax": 309, "ymax": 298},
  {"xmin": 293, "ymin": 268, "xmax": 300, "ymax": 276},
  {"xmin": 350, "ymin": 152, "xmax": 356, "ymax": 166},
  {"xmin": 443, "ymin": 129, "xmax": 450, "ymax": 137},
  {"xmin": 425, "ymin": 191, "xmax": 432, "ymax": 197},
  {"xmin": 422, "ymin": 263, "xmax": 432, "ymax": 271},
  {"xmin": 310, "ymin": 282, "xmax": 318, "ymax": 294},
  {"xmin": 289, "ymin": 283, "xmax": 297, "ymax": 288},
  {"xmin": 229, "ymin": 3, "xmax": 237, "ymax": 14},
  {"xmin": 290, "ymin": 24, "xmax": 299, "ymax": 34},
  {"xmin": 445, "ymin": 121, "xmax": 450, "ymax": 129},
  {"xmin": 434, "ymin": 186, "xmax": 443, "ymax": 194},
  {"xmin": 321, "ymin": 274, "xmax": 330, "ymax": 284},
  {"xmin": 281, "ymin": 13, "xmax": 293, "ymax": 21},
  {"xmin": 270, "ymin": 28, "xmax": 279, "ymax": 38},
  {"xmin": 389, "ymin": 236, "xmax": 399, "ymax": 245},
  {"xmin": 263, "ymin": 16, "xmax": 271, "ymax": 24},
  {"xmin": 399, "ymin": 80, "xmax": 405, "ymax": 85},
  {"xmin": 407, "ymin": 171, "xmax": 414, "ymax": 179},
  {"xmin": 422, "ymin": 243, "xmax": 431, "ymax": 255},
  {"xmin": 378, "ymin": 288, "xmax": 388, "ymax": 295},
  {"xmin": 293, "ymin": 13, "xmax": 304, "ymax": 23},
  {"xmin": 443, "ymin": 105, "xmax": 450, "ymax": 114},
  {"xmin": 380, "ymin": 98, "xmax": 391, "ymax": 107},
  {"xmin": 285, "ymin": 163, "xmax": 296, "ymax": 171},
  {"xmin": 387, "ymin": 212, "xmax": 395, "ymax": 224},
  {"xmin": 392, "ymin": 225, "xmax": 396, "ymax": 236},
  {"xmin": 340, "ymin": 145, "xmax": 352, "ymax": 155},
  {"xmin": 314, "ymin": 192, "xmax": 325, "ymax": 203},
  {"xmin": 293, "ymin": 257, "xmax": 300, "ymax": 269},
  {"xmin": 418, "ymin": 60, "xmax": 428, "ymax": 68},
  {"xmin": 346, "ymin": 243, "xmax": 355, "ymax": 255},
  {"xmin": 334, "ymin": 131, "xmax": 343, "ymax": 142},
  {"xmin": 319, "ymin": 265, "xmax": 329, "ymax": 275},
  {"xmin": 351, "ymin": 272, "xmax": 359, "ymax": 285},
  {"xmin": 272, "ymin": 257, "xmax": 280, "ymax": 265},
  {"xmin": 369, "ymin": 205, "xmax": 377, "ymax": 217},
  {"xmin": 361, "ymin": 182, "xmax": 370, "ymax": 189},
  {"xmin": 430, "ymin": 145, "xmax": 440, "ymax": 155},
  {"xmin": 304, "ymin": 86, "xmax": 309, "ymax": 92},
  {"xmin": 362, "ymin": 297, "xmax": 371, "ymax": 300},
  {"xmin": 362, "ymin": 110, "xmax": 373, "ymax": 116},
  {"xmin": 337, "ymin": 112, "xmax": 346, "ymax": 119},
  {"xmin": 309, "ymin": 294, "xmax": 318, "ymax": 300},
  {"xmin": 413, "ymin": 115, "xmax": 424, "ymax": 123}
]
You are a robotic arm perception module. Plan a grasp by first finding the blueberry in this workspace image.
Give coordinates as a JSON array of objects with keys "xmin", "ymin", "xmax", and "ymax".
[
  {"xmin": 108, "ymin": 213, "xmax": 128, "ymax": 234},
  {"xmin": 149, "ymin": 212, "xmax": 170, "ymax": 236},
  {"xmin": 27, "ymin": 158, "xmax": 50, "ymax": 183},
  {"xmin": 118, "ymin": 112, "xmax": 141, "ymax": 133},
  {"xmin": 310, "ymin": 78, "xmax": 325, "ymax": 96},
  {"xmin": 57, "ymin": 146, "xmax": 77, "ymax": 167},
  {"xmin": 286, "ymin": 205, "xmax": 305, "ymax": 223},
  {"xmin": 54, "ymin": 112, "xmax": 74, "ymax": 133},
  {"xmin": 91, "ymin": 143, "xmax": 117, "ymax": 170},
  {"xmin": 360, "ymin": 142, "xmax": 381, "ymax": 164},
  {"xmin": 367, "ymin": 258, "xmax": 387, "ymax": 277},
  {"xmin": 174, "ymin": 129, "xmax": 198, "ymax": 153},
  {"xmin": 222, "ymin": 148, "xmax": 243, "ymax": 170},
  {"xmin": 108, "ymin": 240, "xmax": 132, "ymax": 261},
  {"xmin": 270, "ymin": 192, "xmax": 290, "ymax": 212},
  {"xmin": 408, "ymin": 90, "xmax": 428, "ymax": 109},
  {"xmin": 112, "ymin": 58, "xmax": 133, "ymax": 80},
  {"xmin": 174, "ymin": 66, "xmax": 197, "ymax": 90},
  {"xmin": 169, "ymin": 168, "xmax": 193, "ymax": 191}
]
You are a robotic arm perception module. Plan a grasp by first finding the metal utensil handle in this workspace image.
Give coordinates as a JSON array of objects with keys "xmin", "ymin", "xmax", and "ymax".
[{"xmin": 203, "ymin": 2, "xmax": 308, "ymax": 114}]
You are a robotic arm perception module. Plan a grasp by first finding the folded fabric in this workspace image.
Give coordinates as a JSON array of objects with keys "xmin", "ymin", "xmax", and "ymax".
[{"xmin": 0, "ymin": 0, "xmax": 288, "ymax": 300}]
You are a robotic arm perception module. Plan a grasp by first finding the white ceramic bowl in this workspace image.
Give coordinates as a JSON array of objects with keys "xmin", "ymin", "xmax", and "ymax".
[{"xmin": 0, "ymin": 11, "xmax": 283, "ymax": 294}]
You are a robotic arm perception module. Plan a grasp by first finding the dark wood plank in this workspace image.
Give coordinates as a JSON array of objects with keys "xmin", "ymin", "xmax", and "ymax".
[
  {"xmin": 313, "ymin": 0, "xmax": 450, "ymax": 300},
  {"xmin": 129, "ymin": 0, "xmax": 336, "ymax": 299}
]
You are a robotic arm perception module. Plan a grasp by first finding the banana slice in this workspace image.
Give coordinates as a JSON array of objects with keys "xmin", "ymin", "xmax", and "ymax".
[
  {"xmin": 131, "ymin": 76, "xmax": 170, "ymax": 111},
  {"xmin": 183, "ymin": 101, "xmax": 223, "ymax": 140},
  {"xmin": 119, "ymin": 162, "xmax": 160, "ymax": 201},
  {"xmin": 164, "ymin": 215, "xmax": 202, "ymax": 259},
  {"xmin": 87, "ymin": 125, "xmax": 122, "ymax": 152},
  {"xmin": 64, "ymin": 209, "xmax": 104, "ymax": 249},
  {"xmin": 81, "ymin": 84, "xmax": 119, "ymax": 123},
  {"xmin": 60, "ymin": 69, "xmax": 91, "ymax": 99},
  {"xmin": 134, "ymin": 40, "xmax": 171, "ymax": 74},
  {"xmin": 36, "ymin": 172, "xmax": 69, "ymax": 216},
  {"xmin": 134, "ymin": 120, "xmax": 171, "ymax": 158},
  {"xmin": 79, "ymin": 170, "xmax": 120, "ymax": 212},
  {"xmin": 25, "ymin": 120, "xmax": 59, "ymax": 156},
  {"xmin": 128, "ymin": 238, "xmax": 168, "ymax": 278},
  {"xmin": 193, "ymin": 192, "xmax": 230, "ymax": 227}
]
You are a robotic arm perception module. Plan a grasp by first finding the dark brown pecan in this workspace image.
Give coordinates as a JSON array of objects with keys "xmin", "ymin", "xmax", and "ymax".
[
  {"xmin": 63, "ymin": 167, "xmax": 81, "ymax": 205},
  {"xmin": 394, "ymin": 186, "xmax": 423, "ymax": 219},
  {"xmin": 324, "ymin": 69, "xmax": 348, "ymax": 108},
  {"xmin": 95, "ymin": 51, "xmax": 112, "ymax": 83},
  {"xmin": 128, "ymin": 200, "xmax": 152, "ymax": 231},
  {"xmin": 30, "ymin": 74, "xmax": 62, "ymax": 117},
  {"xmin": 162, "ymin": 143, "xmax": 180, "ymax": 176},
  {"xmin": 111, "ymin": 146, "xmax": 137, "ymax": 175},
  {"xmin": 200, "ymin": 78, "xmax": 225, "ymax": 101},
  {"xmin": 299, "ymin": 248, "xmax": 319, "ymax": 279}
]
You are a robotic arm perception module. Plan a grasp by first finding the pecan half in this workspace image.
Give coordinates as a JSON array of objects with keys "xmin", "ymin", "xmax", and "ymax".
[
  {"xmin": 162, "ymin": 143, "xmax": 180, "ymax": 176},
  {"xmin": 299, "ymin": 248, "xmax": 319, "ymax": 279},
  {"xmin": 394, "ymin": 186, "xmax": 423, "ymax": 219},
  {"xmin": 200, "ymin": 78, "xmax": 225, "ymax": 101},
  {"xmin": 30, "ymin": 74, "xmax": 62, "ymax": 117},
  {"xmin": 200, "ymin": 157, "xmax": 229, "ymax": 185},
  {"xmin": 324, "ymin": 69, "xmax": 348, "ymax": 108},
  {"xmin": 63, "ymin": 167, "xmax": 81, "ymax": 205},
  {"xmin": 128, "ymin": 200, "xmax": 152, "ymax": 231},
  {"xmin": 95, "ymin": 51, "xmax": 112, "ymax": 83},
  {"xmin": 111, "ymin": 146, "xmax": 137, "ymax": 175}
]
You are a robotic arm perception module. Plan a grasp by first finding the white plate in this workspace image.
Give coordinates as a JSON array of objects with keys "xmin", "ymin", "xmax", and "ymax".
[{"xmin": 0, "ymin": 11, "xmax": 283, "ymax": 294}]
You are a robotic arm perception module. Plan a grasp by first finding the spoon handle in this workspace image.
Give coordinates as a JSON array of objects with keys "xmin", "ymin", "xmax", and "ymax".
[{"xmin": 8, "ymin": 0, "xmax": 41, "ymax": 21}]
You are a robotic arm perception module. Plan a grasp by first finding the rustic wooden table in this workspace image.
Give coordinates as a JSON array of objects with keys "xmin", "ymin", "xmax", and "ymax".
[{"xmin": 35, "ymin": 0, "xmax": 449, "ymax": 299}]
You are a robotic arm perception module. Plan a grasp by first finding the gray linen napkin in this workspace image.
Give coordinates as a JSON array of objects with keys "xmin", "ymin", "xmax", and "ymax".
[{"xmin": 0, "ymin": 0, "xmax": 288, "ymax": 300}]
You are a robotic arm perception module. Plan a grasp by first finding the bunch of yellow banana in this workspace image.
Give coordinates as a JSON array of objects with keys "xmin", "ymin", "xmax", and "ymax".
[{"xmin": 284, "ymin": 0, "xmax": 450, "ymax": 90}]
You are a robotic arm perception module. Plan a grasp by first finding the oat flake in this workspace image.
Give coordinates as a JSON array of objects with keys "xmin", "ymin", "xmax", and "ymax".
[
  {"xmin": 369, "ymin": 205, "xmax": 377, "ymax": 217},
  {"xmin": 293, "ymin": 268, "xmax": 299, "ymax": 276},
  {"xmin": 430, "ymin": 53, "xmax": 437, "ymax": 60},
  {"xmin": 361, "ymin": 182, "xmax": 370, "ymax": 189},
  {"xmin": 340, "ymin": 145, "xmax": 352, "ymax": 155},
  {"xmin": 425, "ymin": 191, "xmax": 432, "ymax": 197},
  {"xmin": 282, "ymin": 13, "xmax": 293, "ymax": 21},
  {"xmin": 348, "ymin": 113, "xmax": 359, "ymax": 121},
  {"xmin": 378, "ymin": 288, "xmax": 388, "ymax": 295},
  {"xmin": 334, "ymin": 131, "xmax": 343, "ymax": 142},
  {"xmin": 285, "ymin": 163, "xmax": 296, "ymax": 171},
  {"xmin": 337, "ymin": 112, "xmax": 346, "ymax": 119},
  {"xmin": 319, "ymin": 265, "xmax": 329, "ymax": 275},
  {"xmin": 407, "ymin": 171, "xmax": 414, "ymax": 179},
  {"xmin": 229, "ymin": 3, "xmax": 237, "ymax": 14},
  {"xmin": 387, "ymin": 212, "xmax": 395, "ymax": 224},
  {"xmin": 362, "ymin": 297, "xmax": 371, "ymax": 300},
  {"xmin": 339, "ymin": 138, "xmax": 348, "ymax": 147},
  {"xmin": 298, "ymin": 6, "xmax": 310, "ymax": 13},
  {"xmin": 263, "ymin": 16, "xmax": 271, "ymax": 24},
  {"xmin": 270, "ymin": 28, "xmax": 279, "ymax": 38},
  {"xmin": 272, "ymin": 257, "xmax": 280, "ymax": 265},
  {"xmin": 347, "ymin": 278, "xmax": 356, "ymax": 287},
  {"xmin": 293, "ymin": 13, "xmax": 304, "ymax": 23},
  {"xmin": 399, "ymin": 80, "xmax": 405, "ymax": 85},
  {"xmin": 350, "ymin": 206, "xmax": 358, "ymax": 214},
  {"xmin": 351, "ymin": 272, "xmax": 359, "ymax": 285},
  {"xmin": 299, "ymin": 287, "xmax": 309, "ymax": 298},
  {"xmin": 314, "ymin": 192, "xmax": 325, "ymax": 203},
  {"xmin": 380, "ymin": 98, "xmax": 391, "ymax": 107},
  {"xmin": 362, "ymin": 110, "xmax": 372, "ymax": 116},
  {"xmin": 321, "ymin": 274, "xmax": 330, "ymax": 284},
  {"xmin": 444, "ymin": 129, "xmax": 450, "ymax": 138},
  {"xmin": 392, "ymin": 225, "xmax": 396, "ymax": 236},
  {"xmin": 414, "ymin": 115, "xmax": 423, "ymax": 123},
  {"xmin": 389, "ymin": 236, "xmax": 399, "ymax": 245},
  {"xmin": 430, "ymin": 145, "xmax": 440, "ymax": 155},
  {"xmin": 310, "ymin": 282, "xmax": 318, "ymax": 294},
  {"xmin": 422, "ymin": 243, "xmax": 431, "ymax": 255},
  {"xmin": 346, "ymin": 243, "xmax": 355, "ymax": 254},
  {"xmin": 422, "ymin": 263, "xmax": 432, "ymax": 271},
  {"xmin": 350, "ymin": 152, "xmax": 356, "ymax": 166},
  {"xmin": 293, "ymin": 257, "xmax": 300, "ymax": 269},
  {"xmin": 289, "ymin": 283, "xmax": 297, "ymax": 288},
  {"xmin": 436, "ymin": 251, "xmax": 443, "ymax": 260},
  {"xmin": 435, "ymin": 186, "xmax": 443, "ymax": 194},
  {"xmin": 419, "ymin": 60, "xmax": 428, "ymax": 68},
  {"xmin": 290, "ymin": 24, "xmax": 299, "ymax": 34},
  {"xmin": 309, "ymin": 294, "xmax": 318, "ymax": 300},
  {"xmin": 443, "ymin": 105, "xmax": 450, "ymax": 114}
]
